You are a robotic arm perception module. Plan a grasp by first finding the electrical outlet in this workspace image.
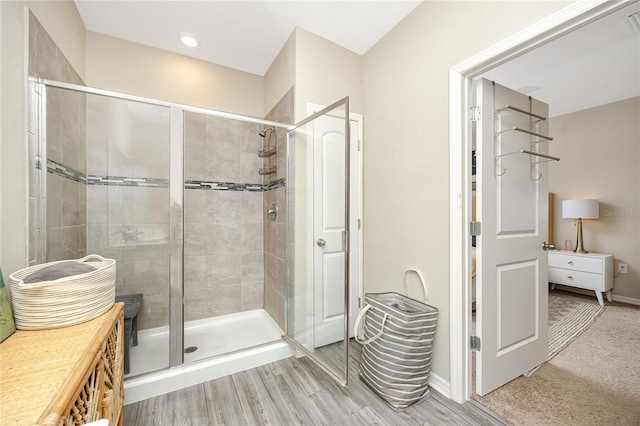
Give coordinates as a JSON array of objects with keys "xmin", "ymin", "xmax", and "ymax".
[{"xmin": 618, "ymin": 263, "xmax": 628, "ymax": 274}]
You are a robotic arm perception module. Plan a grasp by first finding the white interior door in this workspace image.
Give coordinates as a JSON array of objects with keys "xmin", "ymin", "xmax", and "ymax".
[
  {"xmin": 313, "ymin": 115, "xmax": 346, "ymax": 347},
  {"xmin": 284, "ymin": 97, "xmax": 352, "ymax": 385},
  {"xmin": 475, "ymin": 79, "xmax": 549, "ymax": 395},
  {"xmin": 311, "ymin": 110, "xmax": 362, "ymax": 347}
]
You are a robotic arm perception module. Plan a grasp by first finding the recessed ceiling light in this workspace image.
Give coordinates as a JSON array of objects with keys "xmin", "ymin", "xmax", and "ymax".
[{"xmin": 179, "ymin": 33, "xmax": 199, "ymax": 48}]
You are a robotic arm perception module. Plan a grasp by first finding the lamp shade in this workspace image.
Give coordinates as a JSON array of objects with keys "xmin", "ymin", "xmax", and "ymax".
[{"xmin": 562, "ymin": 199, "xmax": 599, "ymax": 219}]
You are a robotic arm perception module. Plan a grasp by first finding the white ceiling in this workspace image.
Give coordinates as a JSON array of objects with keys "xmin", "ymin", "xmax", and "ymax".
[
  {"xmin": 481, "ymin": 1, "xmax": 640, "ymax": 117},
  {"xmin": 74, "ymin": 0, "xmax": 422, "ymax": 76},
  {"xmin": 75, "ymin": 1, "xmax": 639, "ymax": 117}
]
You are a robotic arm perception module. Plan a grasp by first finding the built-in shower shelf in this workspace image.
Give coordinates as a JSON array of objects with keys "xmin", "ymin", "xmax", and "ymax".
[
  {"xmin": 258, "ymin": 147, "xmax": 277, "ymax": 158},
  {"xmin": 259, "ymin": 166, "xmax": 277, "ymax": 175}
]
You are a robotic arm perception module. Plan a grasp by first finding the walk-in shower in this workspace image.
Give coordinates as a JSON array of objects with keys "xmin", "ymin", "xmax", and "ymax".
[
  {"xmin": 29, "ymin": 79, "xmax": 296, "ymax": 403},
  {"xmin": 29, "ymin": 78, "xmax": 354, "ymax": 403}
]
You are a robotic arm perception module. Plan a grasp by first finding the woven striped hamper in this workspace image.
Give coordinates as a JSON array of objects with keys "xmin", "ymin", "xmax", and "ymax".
[{"xmin": 355, "ymin": 292, "xmax": 438, "ymax": 410}]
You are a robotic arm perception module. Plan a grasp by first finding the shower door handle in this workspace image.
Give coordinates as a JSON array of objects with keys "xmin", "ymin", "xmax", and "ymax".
[{"xmin": 316, "ymin": 239, "xmax": 326, "ymax": 247}]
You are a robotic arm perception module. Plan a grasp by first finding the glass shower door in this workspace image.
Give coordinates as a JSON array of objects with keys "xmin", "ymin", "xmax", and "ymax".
[
  {"xmin": 37, "ymin": 83, "xmax": 175, "ymax": 378},
  {"xmin": 285, "ymin": 97, "xmax": 351, "ymax": 385},
  {"xmin": 86, "ymin": 92, "xmax": 175, "ymax": 377}
]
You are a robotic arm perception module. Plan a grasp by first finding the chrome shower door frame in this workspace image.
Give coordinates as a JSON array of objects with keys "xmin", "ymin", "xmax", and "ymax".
[
  {"xmin": 283, "ymin": 96, "xmax": 351, "ymax": 386},
  {"xmin": 32, "ymin": 79, "xmax": 293, "ymax": 374},
  {"xmin": 169, "ymin": 107, "xmax": 184, "ymax": 367}
]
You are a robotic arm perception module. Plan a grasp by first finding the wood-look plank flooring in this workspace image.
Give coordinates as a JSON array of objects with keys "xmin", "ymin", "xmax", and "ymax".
[{"xmin": 124, "ymin": 340, "xmax": 510, "ymax": 426}]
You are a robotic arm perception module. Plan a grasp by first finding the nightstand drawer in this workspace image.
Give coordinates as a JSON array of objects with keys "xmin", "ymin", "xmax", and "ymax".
[
  {"xmin": 548, "ymin": 253, "xmax": 602, "ymax": 274},
  {"xmin": 548, "ymin": 267, "xmax": 602, "ymax": 291}
]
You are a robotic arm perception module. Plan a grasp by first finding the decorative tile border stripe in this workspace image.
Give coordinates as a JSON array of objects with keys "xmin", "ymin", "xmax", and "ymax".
[
  {"xmin": 264, "ymin": 177, "xmax": 285, "ymax": 191},
  {"xmin": 87, "ymin": 175, "xmax": 169, "ymax": 188},
  {"xmin": 46, "ymin": 160, "xmax": 285, "ymax": 192},
  {"xmin": 184, "ymin": 179, "xmax": 285, "ymax": 192},
  {"xmin": 184, "ymin": 180, "xmax": 263, "ymax": 192},
  {"xmin": 47, "ymin": 159, "xmax": 87, "ymax": 184}
]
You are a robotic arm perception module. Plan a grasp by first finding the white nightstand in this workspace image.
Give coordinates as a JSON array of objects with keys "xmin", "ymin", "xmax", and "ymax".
[{"xmin": 548, "ymin": 250, "xmax": 614, "ymax": 307}]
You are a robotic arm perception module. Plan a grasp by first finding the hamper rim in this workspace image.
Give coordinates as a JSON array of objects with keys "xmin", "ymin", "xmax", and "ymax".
[
  {"xmin": 8, "ymin": 255, "xmax": 116, "ymax": 330},
  {"xmin": 9, "ymin": 256, "xmax": 115, "ymax": 286},
  {"xmin": 365, "ymin": 292, "xmax": 438, "ymax": 315}
]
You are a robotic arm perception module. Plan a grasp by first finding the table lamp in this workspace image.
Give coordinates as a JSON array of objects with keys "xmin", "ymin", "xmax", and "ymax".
[{"xmin": 562, "ymin": 199, "xmax": 599, "ymax": 253}]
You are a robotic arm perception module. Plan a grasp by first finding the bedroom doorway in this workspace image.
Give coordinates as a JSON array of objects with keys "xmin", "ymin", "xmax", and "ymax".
[
  {"xmin": 448, "ymin": 0, "xmax": 630, "ymax": 403},
  {"xmin": 472, "ymin": 78, "xmax": 551, "ymax": 395}
]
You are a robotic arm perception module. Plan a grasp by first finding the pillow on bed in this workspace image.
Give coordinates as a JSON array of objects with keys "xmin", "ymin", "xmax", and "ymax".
[{"xmin": 23, "ymin": 261, "xmax": 96, "ymax": 284}]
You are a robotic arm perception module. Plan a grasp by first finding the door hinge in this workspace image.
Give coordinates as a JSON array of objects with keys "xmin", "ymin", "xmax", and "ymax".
[
  {"xmin": 470, "ymin": 221, "xmax": 481, "ymax": 236},
  {"xmin": 357, "ymin": 218, "xmax": 361, "ymax": 230},
  {"xmin": 358, "ymin": 139, "xmax": 361, "ymax": 151},
  {"xmin": 358, "ymin": 297, "xmax": 362, "ymax": 308},
  {"xmin": 342, "ymin": 230, "xmax": 348, "ymax": 251},
  {"xmin": 470, "ymin": 106, "xmax": 482, "ymax": 122},
  {"xmin": 470, "ymin": 335, "xmax": 481, "ymax": 352}
]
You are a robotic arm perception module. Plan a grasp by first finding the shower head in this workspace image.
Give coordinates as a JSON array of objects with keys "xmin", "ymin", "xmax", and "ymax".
[{"xmin": 259, "ymin": 126, "xmax": 275, "ymax": 137}]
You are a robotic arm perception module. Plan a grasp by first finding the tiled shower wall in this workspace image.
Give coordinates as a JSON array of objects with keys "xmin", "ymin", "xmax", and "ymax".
[
  {"xmin": 263, "ymin": 87, "xmax": 294, "ymax": 330},
  {"xmin": 28, "ymin": 12, "xmax": 86, "ymax": 265},
  {"xmin": 183, "ymin": 113, "xmax": 266, "ymax": 322}
]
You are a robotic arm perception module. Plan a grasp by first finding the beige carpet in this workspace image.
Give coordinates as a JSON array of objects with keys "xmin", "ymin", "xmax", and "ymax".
[{"xmin": 473, "ymin": 292, "xmax": 640, "ymax": 426}]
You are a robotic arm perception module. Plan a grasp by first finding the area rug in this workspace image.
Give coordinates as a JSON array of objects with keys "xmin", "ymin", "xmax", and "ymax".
[
  {"xmin": 472, "ymin": 299, "xmax": 640, "ymax": 425},
  {"xmin": 546, "ymin": 293, "xmax": 604, "ymax": 360}
]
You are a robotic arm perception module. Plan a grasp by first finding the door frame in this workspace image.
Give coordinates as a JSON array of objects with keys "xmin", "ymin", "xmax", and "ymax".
[
  {"xmin": 448, "ymin": 0, "xmax": 628, "ymax": 403},
  {"xmin": 283, "ymin": 96, "xmax": 354, "ymax": 386},
  {"xmin": 307, "ymin": 103, "xmax": 364, "ymax": 341}
]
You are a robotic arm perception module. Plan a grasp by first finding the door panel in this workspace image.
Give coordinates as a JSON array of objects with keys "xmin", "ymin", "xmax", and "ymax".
[
  {"xmin": 314, "ymin": 117, "xmax": 347, "ymax": 347},
  {"xmin": 476, "ymin": 79, "xmax": 549, "ymax": 395},
  {"xmin": 497, "ymin": 262, "xmax": 537, "ymax": 352}
]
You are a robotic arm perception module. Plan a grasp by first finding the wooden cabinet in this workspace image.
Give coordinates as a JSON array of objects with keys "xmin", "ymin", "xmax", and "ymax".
[
  {"xmin": 548, "ymin": 250, "xmax": 613, "ymax": 306},
  {"xmin": 0, "ymin": 303, "xmax": 124, "ymax": 426}
]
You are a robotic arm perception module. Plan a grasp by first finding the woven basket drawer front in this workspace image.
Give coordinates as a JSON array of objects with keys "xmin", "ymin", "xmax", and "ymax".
[{"xmin": 53, "ymin": 309, "xmax": 123, "ymax": 425}]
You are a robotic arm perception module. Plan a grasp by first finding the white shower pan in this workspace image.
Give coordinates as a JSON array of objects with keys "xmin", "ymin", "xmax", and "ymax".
[{"xmin": 123, "ymin": 309, "xmax": 293, "ymax": 404}]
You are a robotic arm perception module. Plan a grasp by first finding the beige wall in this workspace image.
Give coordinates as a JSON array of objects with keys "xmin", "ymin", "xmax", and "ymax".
[
  {"xmin": 1, "ymin": 2, "xmax": 29, "ymax": 277},
  {"xmin": 264, "ymin": 32, "xmax": 295, "ymax": 116},
  {"xmin": 549, "ymin": 97, "xmax": 640, "ymax": 300},
  {"xmin": 264, "ymin": 26, "xmax": 364, "ymax": 120},
  {"xmin": 85, "ymin": 31, "xmax": 264, "ymax": 118},
  {"xmin": 294, "ymin": 28, "xmax": 363, "ymax": 119},
  {"xmin": 362, "ymin": 0, "xmax": 570, "ymax": 383}
]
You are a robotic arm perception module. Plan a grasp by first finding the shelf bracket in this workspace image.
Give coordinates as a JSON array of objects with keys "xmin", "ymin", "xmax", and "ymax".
[
  {"xmin": 495, "ymin": 104, "xmax": 547, "ymax": 122},
  {"xmin": 496, "ymin": 126, "xmax": 553, "ymax": 142}
]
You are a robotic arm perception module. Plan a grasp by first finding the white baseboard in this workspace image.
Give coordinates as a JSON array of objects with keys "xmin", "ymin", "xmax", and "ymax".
[
  {"xmin": 554, "ymin": 285, "xmax": 640, "ymax": 306},
  {"xmin": 429, "ymin": 372, "xmax": 450, "ymax": 399},
  {"xmin": 611, "ymin": 294, "xmax": 640, "ymax": 306}
]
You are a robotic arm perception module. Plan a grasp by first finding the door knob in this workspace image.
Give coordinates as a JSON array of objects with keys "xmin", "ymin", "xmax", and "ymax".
[
  {"xmin": 316, "ymin": 239, "xmax": 326, "ymax": 247},
  {"xmin": 542, "ymin": 241, "xmax": 555, "ymax": 251}
]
